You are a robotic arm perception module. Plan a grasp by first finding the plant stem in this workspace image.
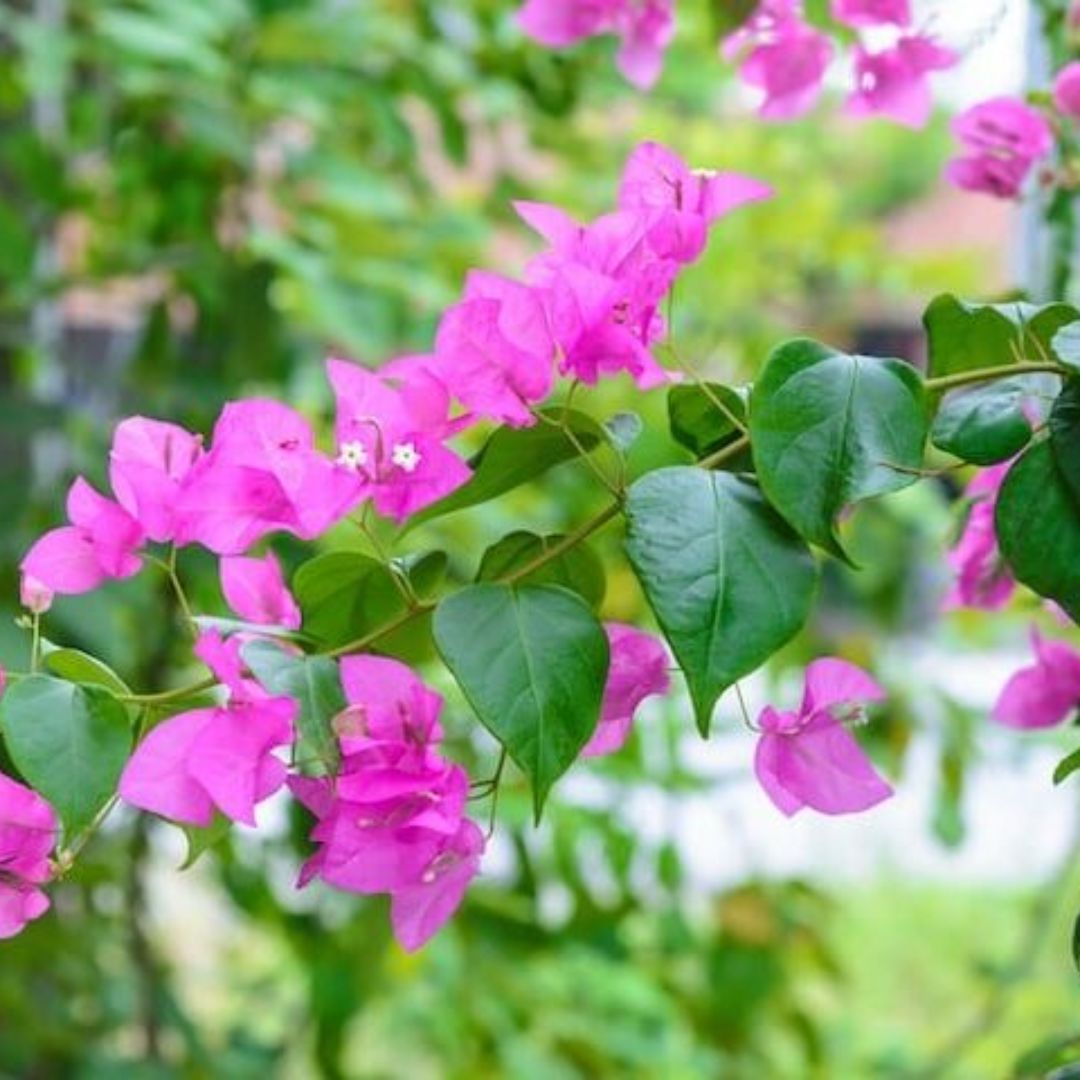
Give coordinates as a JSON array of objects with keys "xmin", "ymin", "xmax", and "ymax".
[
  {"xmin": 118, "ymin": 677, "xmax": 217, "ymax": 706},
  {"xmin": 699, "ymin": 434, "xmax": 751, "ymax": 470},
  {"xmin": 924, "ymin": 361, "xmax": 1070, "ymax": 394}
]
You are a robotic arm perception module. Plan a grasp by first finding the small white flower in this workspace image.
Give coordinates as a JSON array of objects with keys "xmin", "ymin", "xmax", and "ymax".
[
  {"xmin": 391, "ymin": 441, "xmax": 422, "ymax": 473},
  {"xmin": 336, "ymin": 440, "xmax": 369, "ymax": 471}
]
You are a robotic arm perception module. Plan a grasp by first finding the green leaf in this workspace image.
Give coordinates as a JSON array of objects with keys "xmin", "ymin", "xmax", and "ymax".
[
  {"xmin": 931, "ymin": 379, "xmax": 1034, "ymax": 465},
  {"xmin": 1053, "ymin": 747, "xmax": 1080, "ymax": 786},
  {"xmin": 476, "ymin": 531, "xmax": 606, "ymax": 609},
  {"xmin": 433, "ymin": 583, "xmax": 609, "ymax": 821},
  {"xmin": 293, "ymin": 550, "xmax": 442, "ymax": 653},
  {"xmin": 1050, "ymin": 380, "xmax": 1080, "ymax": 507},
  {"xmin": 996, "ymin": 440, "xmax": 1080, "ymax": 623},
  {"xmin": 749, "ymin": 339, "xmax": 927, "ymax": 559},
  {"xmin": 179, "ymin": 813, "xmax": 231, "ymax": 870},
  {"xmin": 710, "ymin": 0, "xmax": 759, "ymax": 35},
  {"xmin": 924, "ymin": 294, "xmax": 1078, "ymax": 379},
  {"xmin": 407, "ymin": 408, "xmax": 606, "ymax": 528},
  {"xmin": 242, "ymin": 641, "xmax": 344, "ymax": 774},
  {"xmin": 0, "ymin": 676, "xmax": 131, "ymax": 836},
  {"xmin": 668, "ymin": 382, "xmax": 750, "ymax": 463},
  {"xmin": 42, "ymin": 647, "xmax": 132, "ymax": 696},
  {"xmin": 625, "ymin": 467, "xmax": 818, "ymax": 735}
]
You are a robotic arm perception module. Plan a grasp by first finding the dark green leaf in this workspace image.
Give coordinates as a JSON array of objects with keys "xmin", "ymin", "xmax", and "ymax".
[
  {"xmin": 931, "ymin": 379, "xmax": 1033, "ymax": 465},
  {"xmin": 1051, "ymin": 381, "xmax": 1080, "ymax": 507},
  {"xmin": 476, "ymin": 530, "xmax": 606, "ymax": 609},
  {"xmin": 924, "ymin": 294, "xmax": 1077, "ymax": 378},
  {"xmin": 242, "ymin": 641, "xmax": 344, "ymax": 774},
  {"xmin": 710, "ymin": 0, "xmax": 759, "ymax": 36},
  {"xmin": 667, "ymin": 382, "xmax": 748, "ymax": 459},
  {"xmin": 407, "ymin": 408, "xmax": 606, "ymax": 528},
  {"xmin": 996, "ymin": 440, "xmax": 1080, "ymax": 623},
  {"xmin": 0, "ymin": 676, "xmax": 131, "ymax": 836},
  {"xmin": 433, "ymin": 583, "xmax": 609, "ymax": 820},
  {"xmin": 1054, "ymin": 747, "xmax": 1080, "ymax": 786},
  {"xmin": 749, "ymin": 339, "xmax": 927, "ymax": 559},
  {"xmin": 1074, "ymin": 908, "xmax": 1080, "ymax": 975},
  {"xmin": 42, "ymin": 647, "xmax": 132, "ymax": 696},
  {"xmin": 625, "ymin": 467, "xmax": 818, "ymax": 735},
  {"xmin": 293, "ymin": 550, "xmax": 441, "ymax": 654}
]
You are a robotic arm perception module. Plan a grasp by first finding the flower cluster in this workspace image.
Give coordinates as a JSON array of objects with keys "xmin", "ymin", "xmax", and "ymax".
[
  {"xmin": 723, "ymin": 0, "xmax": 955, "ymax": 127},
  {"xmin": 20, "ymin": 141, "xmax": 767, "ymax": 611},
  {"xmin": 517, "ymin": 0, "xmax": 957, "ymax": 128},
  {"xmin": 0, "ymin": 768, "xmax": 58, "ymax": 939},
  {"xmin": 945, "ymin": 59, "xmax": 1080, "ymax": 201},
  {"xmin": 287, "ymin": 656, "xmax": 483, "ymax": 953},
  {"xmin": 945, "ymin": 98, "xmax": 1054, "ymax": 201},
  {"xmin": 517, "ymin": 0, "xmax": 675, "ymax": 89}
]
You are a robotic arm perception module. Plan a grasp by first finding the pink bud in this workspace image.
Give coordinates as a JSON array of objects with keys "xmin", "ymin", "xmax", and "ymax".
[{"xmin": 19, "ymin": 574, "xmax": 53, "ymax": 615}]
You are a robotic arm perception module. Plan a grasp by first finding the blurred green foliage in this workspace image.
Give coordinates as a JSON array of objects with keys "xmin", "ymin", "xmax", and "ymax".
[{"xmin": 2, "ymin": 1, "xmax": 1076, "ymax": 1078}]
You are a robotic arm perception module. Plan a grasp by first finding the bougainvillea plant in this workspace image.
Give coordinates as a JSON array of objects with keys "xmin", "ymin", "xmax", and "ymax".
[{"xmin": 4, "ymin": 132, "xmax": 1080, "ymax": 953}]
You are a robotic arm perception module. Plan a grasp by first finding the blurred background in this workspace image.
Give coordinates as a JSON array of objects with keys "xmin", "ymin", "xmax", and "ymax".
[{"xmin": 2, "ymin": 1, "xmax": 1080, "ymax": 1077}]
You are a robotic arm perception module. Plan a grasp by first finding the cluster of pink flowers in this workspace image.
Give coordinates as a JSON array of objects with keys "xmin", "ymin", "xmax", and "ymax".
[
  {"xmin": 517, "ymin": 0, "xmax": 675, "ymax": 89},
  {"xmin": 0, "ymin": 767, "xmax": 58, "ymax": 940},
  {"xmin": 517, "ymin": 0, "xmax": 957, "ymax": 128},
  {"xmin": 20, "ymin": 141, "xmax": 768, "ymax": 611},
  {"xmin": 286, "ymin": 656, "xmax": 483, "ymax": 952},
  {"xmin": 945, "ymin": 98, "xmax": 1054, "ymax": 201},
  {"xmin": 945, "ymin": 61, "xmax": 1080, "ymax": 201},
  {"xmin": 724, "ymin": 0, "xmax": 955, "ymax": 127}
]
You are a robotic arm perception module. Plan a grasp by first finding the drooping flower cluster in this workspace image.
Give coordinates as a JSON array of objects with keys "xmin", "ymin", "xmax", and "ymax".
[
  {"xmin": 0, "ymin": 767, "xmax": 59, "ymax": 939},
  {"xmin": 288, "ymin": 656, "xmax": 483, "ymax": 953},
  {"xmin": 754, "ymin": 658, "xmax": 893, "ymax": 816},
  {"xmin": 518, "ymin": 0, "xmax": 957, "ymax": 127}
]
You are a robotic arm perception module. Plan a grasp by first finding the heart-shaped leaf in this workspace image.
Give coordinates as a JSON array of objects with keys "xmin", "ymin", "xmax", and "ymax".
[
  {"xmin": 0, "ymin": 676, "xmax": 131, "ymax": 836},
  {"xmin": 625, "ymin": 466, "xmax": 818, "ymax": 735},
  {"xmin": 433, "ymin": 583, "xmax": 609, "ymax": 821},
  {"xmin": 749, "ymin": 339, "xmax": 927, "ymax": 559}
]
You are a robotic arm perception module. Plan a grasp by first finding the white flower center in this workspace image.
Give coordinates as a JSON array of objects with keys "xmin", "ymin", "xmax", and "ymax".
[
  {"xmin": 391, "ymin": 441, "xmax": 422, "ymax": 473},
  {"xmin": 336, "ymin": 441, "xmax": 368, "ymax": 471}
]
